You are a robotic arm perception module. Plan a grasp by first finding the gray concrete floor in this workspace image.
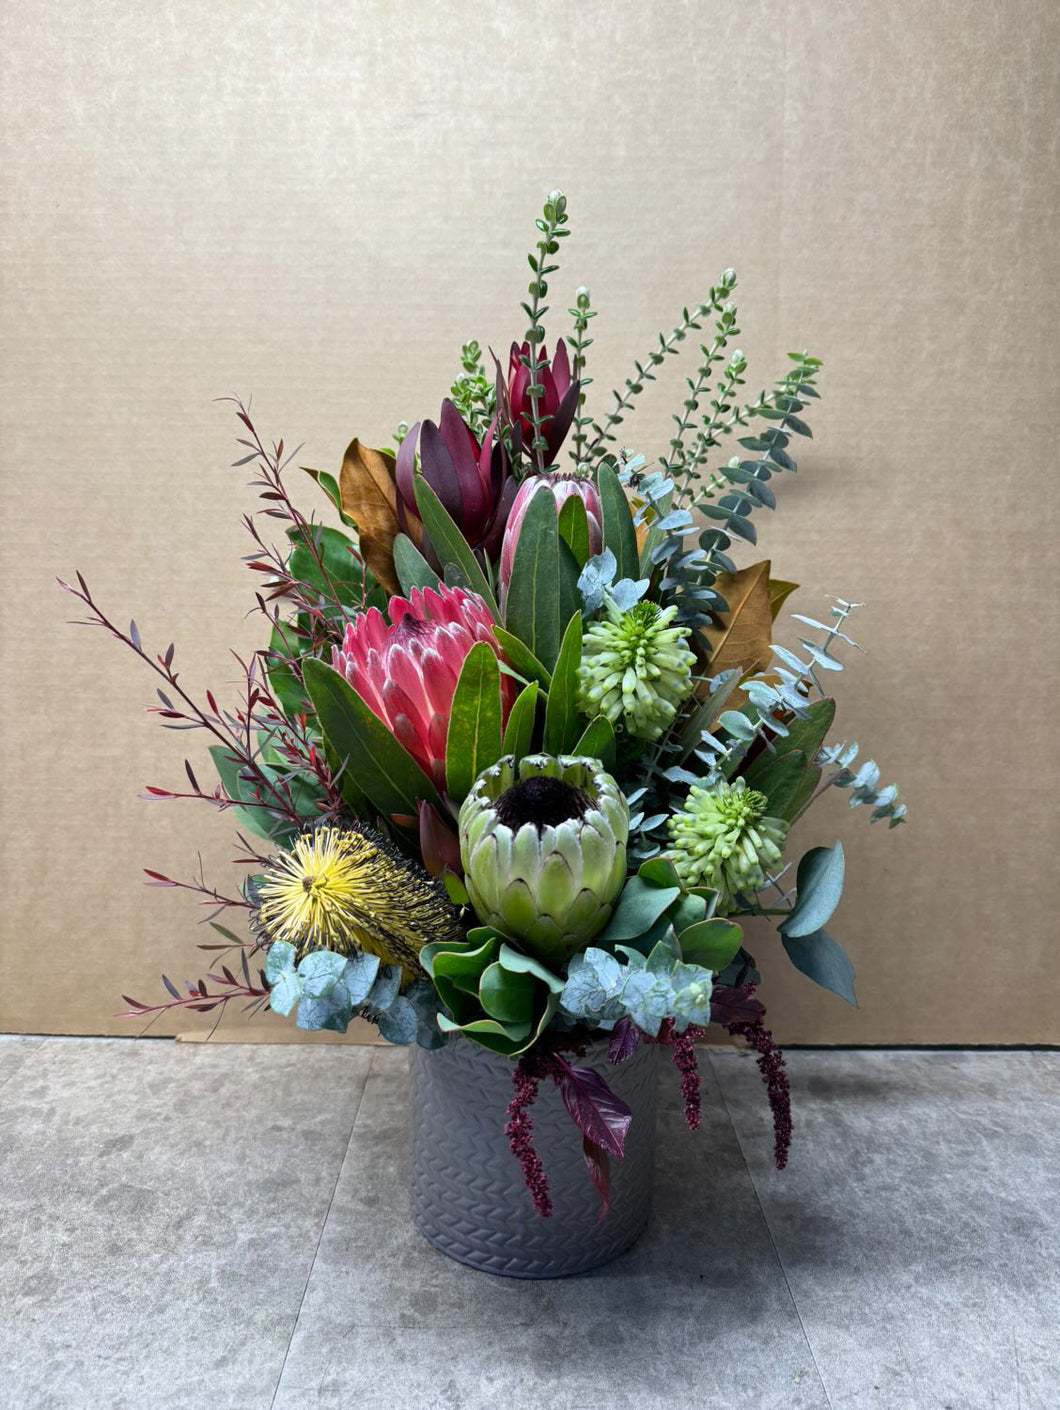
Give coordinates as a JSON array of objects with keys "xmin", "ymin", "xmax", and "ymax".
[{"xmin": 0, "ymin": 1037, "xmax": 1057, "ymax": 1409}]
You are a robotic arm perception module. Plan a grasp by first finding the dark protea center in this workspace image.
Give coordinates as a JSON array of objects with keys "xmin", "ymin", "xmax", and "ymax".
[{"xmin": 494, "ymin": 776, "xmax": 592, "ymax": 832}]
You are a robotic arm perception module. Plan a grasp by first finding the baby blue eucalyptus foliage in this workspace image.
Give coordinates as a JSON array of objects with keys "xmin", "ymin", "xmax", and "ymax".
[
  {"xmin": 560, "ymin": 941, "xmax": 713, "ymax": 1038},
  {"xmin": 816, "ymin": 742, "xmax": 906, "ymax": 826},
  {"xmin": 584, "ymin": 273, "xmax": 739, "ymax": 463},
  {"xmin": 577, "ymin": 547, "xmax": 650, "ymax": 616},
  {"xmin": 264, "ymin": 942, "xmax": 445, "ymax": 1048}
]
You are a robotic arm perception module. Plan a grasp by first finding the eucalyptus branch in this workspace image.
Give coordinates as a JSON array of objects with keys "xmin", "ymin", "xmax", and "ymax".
[
  {"xmin": 670, "ymin": 348, "xmax": 747, "ymax": 506},
  {"xmin": 568, "ymin": 286, "xmax": 596, "ymax": 469},
  {"xmin": 584, "ymin": 270, "xmax": 735, "ymax": 462},
  {"xmin": 519, "ymin": 190, "xmax": 570, "ymax": 473}
]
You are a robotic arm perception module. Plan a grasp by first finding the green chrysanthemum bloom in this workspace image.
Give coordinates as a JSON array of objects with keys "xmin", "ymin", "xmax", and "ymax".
[
  {"xmin": 667, "ymin": 778, "xmax": 789, "ymax": 914},
  {"xmin": 577, "ymin": 599, "xmax": 696, "ymax": 741}
]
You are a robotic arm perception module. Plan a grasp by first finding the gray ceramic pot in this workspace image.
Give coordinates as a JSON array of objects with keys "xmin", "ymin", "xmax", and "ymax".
[{"xmin": 409, "ymin": 1034, "xmax": 659, "ymax": 1278}]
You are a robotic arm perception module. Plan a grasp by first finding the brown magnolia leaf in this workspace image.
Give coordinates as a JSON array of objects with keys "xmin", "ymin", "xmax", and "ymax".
[
  {"xmin": 768, "ymin": 578, "xmax": 799, "ymax": 621},
  {"xmin": 696, "ymin": 560, "xmax": 774, "ymax": 692},
  {"xmin": 629, "ymin": 493, "xmax": 651, "ymax": 555},
  {"xmin": 337, "ymin": 440, "xmax": 414, "ymax": 595}
]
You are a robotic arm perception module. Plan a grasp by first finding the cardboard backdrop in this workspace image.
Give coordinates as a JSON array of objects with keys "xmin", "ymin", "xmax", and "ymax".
[{"xmin": 2, "ymin": 0, "xmax": 1057, "ymax": 1043}]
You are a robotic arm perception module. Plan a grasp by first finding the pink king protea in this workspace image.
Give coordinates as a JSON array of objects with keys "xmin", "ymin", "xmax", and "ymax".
[{"xmin": 332, "ymin": 583, "xmax": 514, "ymax": 792}]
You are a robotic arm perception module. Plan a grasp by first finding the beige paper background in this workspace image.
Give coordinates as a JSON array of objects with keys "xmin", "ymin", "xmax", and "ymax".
[{"xmin": 1, "ymin": 0, "xmax": 1057, "ymax": 1043}]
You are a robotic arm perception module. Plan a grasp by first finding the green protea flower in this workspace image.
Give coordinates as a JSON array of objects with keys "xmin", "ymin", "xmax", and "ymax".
[
  {"xmin": 458, "ymin": 754, "xmax": 629, "ymax": 965},
  {"xmin": 667, "ymin": 778, "xmax": 788, "ymax": 913},
  {"xmin": 577, "ymin": 599, "xmax": 696, "ymax": 741}
]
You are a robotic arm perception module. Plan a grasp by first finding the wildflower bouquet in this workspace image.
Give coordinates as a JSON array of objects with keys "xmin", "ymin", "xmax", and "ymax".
[{"xmin": 64, "ymin": 191, "xmax": 904, "ymax": 1229}]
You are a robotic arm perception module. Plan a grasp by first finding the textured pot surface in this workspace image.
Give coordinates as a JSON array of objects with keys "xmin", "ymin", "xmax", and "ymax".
[{"xmin": 409, "ymin": 1035, "xmax": 659, "ymax": 1278}]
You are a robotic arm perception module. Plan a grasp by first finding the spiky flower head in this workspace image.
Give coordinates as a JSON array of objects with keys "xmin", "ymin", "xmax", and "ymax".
[
  {"xmin": 577, "ymin": 599, "xmax": 696, "ymax": 741},
  {"xmin": 254, "ymin": 824, "xmax": 464, "ymax": 978},
  {"xmin": 459, "ymin": 754, "xmax": 628, "ymax": 965},
  {"xmin": 667, "ymin": 778, "xmax": 788, "ymax": 914},
  {"xmin": 332, "ymin": 582, "xmax": 515, "ymax": 791}
]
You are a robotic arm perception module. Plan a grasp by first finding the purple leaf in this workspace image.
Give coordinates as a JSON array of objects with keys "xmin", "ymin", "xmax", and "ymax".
[
  {"xmin": 582, "ymin": 1136, "xmax": 611, "ymax": 1224},
  {"xmin": 558, "ymin": 1065, "xmax": 632, "ymax": 1159},
  {"xmin": 608, "ymin": 1016, "xmax": 642, "ymax": 1065},
  {"xmin": 710, "ymin": 986, "xmax": 766, "ymax": 1027}
]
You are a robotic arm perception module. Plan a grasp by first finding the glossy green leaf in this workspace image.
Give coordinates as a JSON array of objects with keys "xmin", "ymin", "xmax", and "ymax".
[
  {"xmin": 420, "ymin": 935, "xmax": 498, "ymax": 1018},
  {"xmin": 478, "ymin": 963, "xmax": 535, "ymax": 1024},
  {"xmin": 445, "ymin": 642, "xmax": 503, "ymax": 804},
  {"xmin": 264, "ymin": 622, "xmax": 311, "ymax": 722},
  {"xmin": 596, "ymin": 877, "xmax": 680, "ymax": 945},
  {"xmin": 675, "ymin": 670, "xmax": 744, "ymax": 763},
  {"xmin": 596, "ymin": 459, "xmax": 639, "ymax": 583},
  {"xmin": 498, "ymin": 943, "xmax": 566, "ymax": 992},
  {"xmin": 678, "ymin": 918, "xmax": 743, "ymax": 970},
  {"xmin": 558, "ymin": 493, "xmax": 591, "ymax": 566},
  {"xmin": 638, "ymin": 857, "xmax": 681, "ymax": 889},
  {"xmin": 669, "ymin": 891, "xmax": 708, "ymax": 935},
  {"xmin": 782, "ymin": 927, "xmax": 857, "ymax": 1005},
  {"xmin": 208, "ymin": 745, "xmax": 278, "ymax": 841},
  {"xmin": 303, "ymin": 658, "xmax": 440, "ymax": 822},
  {"xmin": 504, "ymin": 485, "xmax": 562, "ymax": 671},
  {"xmin": 427, "ymin": 929, "xmax": 562, "ymax": 1057},
  {"xmin": 557, "ymin": 538, "xmax": 583, "ymax": 632},
  {"xmin": 436, "ymin": 1012, "xmax": 533, "ymax": 1055},
  {"xmin": 780, "ymin": 842, "xmax": 845, "ymax": 938},
  {"xmin": 492, "ymin": 628, "xmax": 553, "ymax": 691},
  {"xmin": 413, "ymin": 477, "xmax": 499, "ymax": 618},
  {"xmin": 785, "ymin": 765, "xmax": 821, "ymax": 821},
  {"xmin": 302, "ymin": 466, "xmax": 356, "ymax": 527},
  {"xmin": 287, "ymin": 525, "xmax": 369, "ymax": 608},
  {"xmin": 744, "ymin": 749, "xmax": 812, "ymax": 822},
  {"xmin": 392, "ymin": 533, "xmax": 440, "ymax": 593},
  {"xmin": 689, "ymin": 886, "xmax": 720, "ymax": 918},
  {"xmin": 780, "ymin": 697, "xmax": 836, "ymax": 763},
  {"xmin": 571, "ymin": 715, "xmax": 616, "ymax": 770},
  {"xmin": 322, "ymin": 737, "xmax": 369, "ymax": 818},
  {"xmin": 544, "ymin": 613, "xmax": 584, "ymax": 755},
  {"xmin": 502, "ymin": 682, "xmax": 539, "ymax": 760}
]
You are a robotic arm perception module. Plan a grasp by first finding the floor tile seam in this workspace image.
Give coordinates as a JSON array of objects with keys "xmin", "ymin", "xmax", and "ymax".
[
  {"xmin": 705, "ymin": 1049, "xmax": 837, "ymax": 1410},
  {"xmin": 267, "ymin": 1048, "xmax": 377, "ymax": 1410}
]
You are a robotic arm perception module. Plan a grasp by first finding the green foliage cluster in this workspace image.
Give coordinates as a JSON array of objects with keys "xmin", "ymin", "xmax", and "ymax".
[
  {"xmin": 449, "ymin": 340, "xmax": 495, "ymax": 440},
  {"xmin": 93, "ymin": 188, "xmax": 904, "ymax": 1050}
]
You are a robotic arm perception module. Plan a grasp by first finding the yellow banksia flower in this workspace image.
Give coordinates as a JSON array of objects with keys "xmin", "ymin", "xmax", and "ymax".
[{"xmin": 255, "ymin": 824, "xmax": 463, "ymax": 977}]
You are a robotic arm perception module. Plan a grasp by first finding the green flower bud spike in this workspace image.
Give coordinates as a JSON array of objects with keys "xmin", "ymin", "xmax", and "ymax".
[
  {"xmin": 577, "ymin": 599, "xmax": 696, "ymax": 741},
  {"xmin": 458, "ymin": 754, "xmax": 629, "ymax": 966},
  {"xmin": 667, "ymin": 778, "xmax": 789, "ymax": 914}
]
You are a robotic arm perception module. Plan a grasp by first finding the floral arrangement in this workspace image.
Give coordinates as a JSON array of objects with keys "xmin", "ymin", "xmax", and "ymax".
[{"xmin": 63, "ymin": 192, "xmax": 904, "ymax": 1219}]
